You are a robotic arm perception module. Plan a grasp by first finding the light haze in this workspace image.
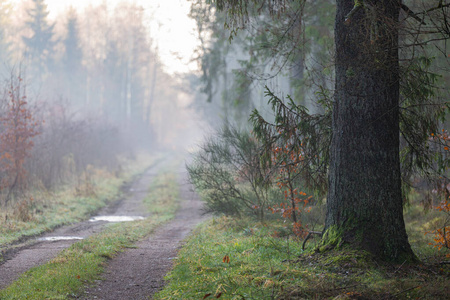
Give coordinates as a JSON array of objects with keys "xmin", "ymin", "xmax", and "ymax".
[{"xmin": 45, "ymin": 0, "xmax": 199, "ymax": 74}]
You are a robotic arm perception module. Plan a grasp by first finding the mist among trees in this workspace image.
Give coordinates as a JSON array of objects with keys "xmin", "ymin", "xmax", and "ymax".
[
  {"xmin": 188, "ymin": 0, "xmax": 450, "ymax": 262},
  {"xmin": 0, "ymin": 0, "xmax": 449, "ymax": 298},
  {"xmin": 0, "ymin": 0, "xmax": 202, "ymax": 204}
]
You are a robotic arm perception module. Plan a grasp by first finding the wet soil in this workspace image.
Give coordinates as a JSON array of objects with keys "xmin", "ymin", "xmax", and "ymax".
[
  {"xmin": 0, "ymin": 159, "xmax": 206, "ymax": 299},
  {"xmin": 81, "ymin": 168, "xmax": 206, "ymax": 299}
]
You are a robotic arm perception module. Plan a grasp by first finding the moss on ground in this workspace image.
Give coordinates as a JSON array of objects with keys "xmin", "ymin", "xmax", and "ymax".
[{"xmin": 155, "ymin": 216, "xmax": 449, "ymax": 299}]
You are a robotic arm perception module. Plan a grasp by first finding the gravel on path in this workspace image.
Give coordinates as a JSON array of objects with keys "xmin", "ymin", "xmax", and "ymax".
[
  {"xmin": 0, "ymin": 159, "xmax": 165, "ymax": 289},
  {"xmin": 81, "ymin": 167, "xmax": 207, "ymax": 300}
]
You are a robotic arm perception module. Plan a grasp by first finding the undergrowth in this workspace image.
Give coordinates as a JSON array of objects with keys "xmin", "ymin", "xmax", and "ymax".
[
  {"xmin": 0, "ymin": 152, "xmax": 159, "ymax": 248},
  {"xmin": 0, "ymin": 160, "xmax": 180, "ymax": 299},
  {"xmin": 154, "ymin": 216, "xmax": 449, "ymax": 300}
]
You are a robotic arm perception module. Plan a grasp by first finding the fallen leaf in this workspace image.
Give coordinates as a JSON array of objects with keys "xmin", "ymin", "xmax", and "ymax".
[{"xmin": 222, "ymin": 255, "xmax": 230, "ymax": 263}]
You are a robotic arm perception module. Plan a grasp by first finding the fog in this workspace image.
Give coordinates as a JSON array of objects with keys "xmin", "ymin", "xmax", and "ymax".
[
  {"xmin": 6, "ymin": 1, "xmax": 207, "ymax": 141},
  {"xmin": 0, "ymin": 0, "xmax": 210, "ymax": 200},
  {"xmin": 0, "ymin": 0, "xmax": 309, "ymax": 203}
]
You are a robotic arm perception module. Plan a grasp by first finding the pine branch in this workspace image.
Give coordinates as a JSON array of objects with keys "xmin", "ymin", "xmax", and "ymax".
[{"xmin": 425, "ymin": 1, "xmax": 450, "ymax": 14}]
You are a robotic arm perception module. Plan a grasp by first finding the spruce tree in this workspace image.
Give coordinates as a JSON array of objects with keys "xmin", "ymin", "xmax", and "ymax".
[
  {"xmin": 213, "ymin": 0, "xmax": 449, "ymax": 262},
  {"xmin": 62, "ymin": 9, "xmax": 84, "ymax": 107},
  {"xmin": 23, "ymin": 0, "xmax": 55, "ymax": 83}
]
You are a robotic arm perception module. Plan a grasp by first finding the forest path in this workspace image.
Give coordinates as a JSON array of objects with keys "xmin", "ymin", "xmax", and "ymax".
[
  {"xmin": 81, "ymin": 165, "xmax": 206, "ymax": 299},
  {"xmin": 0, "ymin": 155, "xmax": 205, "ymax": 297}
]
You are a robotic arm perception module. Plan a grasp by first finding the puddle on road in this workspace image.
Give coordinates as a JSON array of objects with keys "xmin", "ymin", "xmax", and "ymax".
[
  {"xmin": 89, "ymin": 216, "xmax": 145, "ymax": 222},
  {"xmin": 38, "ymin": 236, "xmax": 84, "ymax": 242}
]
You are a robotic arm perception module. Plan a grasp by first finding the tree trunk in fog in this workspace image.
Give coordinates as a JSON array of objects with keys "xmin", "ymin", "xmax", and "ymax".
[
  {"xmin": 126, "ymin": 57, "xmax": 132, "ymax": 120},
  {"xmin": 324, "ymin": 0, "xmax": 416, "ymax": 261},
  {"xmin": 147, "ymin": 57, "xmax": 158, "ymax": 125},
  {"xmin": 289, "ymin": 11, "xmax": 304, "ymax": 104}
]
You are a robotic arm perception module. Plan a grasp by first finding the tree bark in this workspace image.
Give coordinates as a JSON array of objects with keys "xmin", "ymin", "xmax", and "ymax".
[{"xmin": 325, "ymin": 0, "xmax": 416, "ymax": 261}]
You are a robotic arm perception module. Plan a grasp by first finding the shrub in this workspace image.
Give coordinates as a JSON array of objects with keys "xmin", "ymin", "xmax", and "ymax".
[
  {"xmin": 27, "ymin": 101, "xmax": 123, "ymax": 190},
  {"xmin": 0, "ymin": 76, "xmax": 40, "ymax": 205},
  {"xmin": 187, "ymin": 125, "xmax": 281, "ymax": 220},
  {"xmin": 426, "ymin": 197, "xmax": 450, "ymax": 257}
]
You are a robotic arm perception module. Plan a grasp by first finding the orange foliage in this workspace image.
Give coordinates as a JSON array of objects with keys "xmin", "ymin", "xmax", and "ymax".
[
  {"xmin": 267, "ymin": 128, "xmax": 311, "ymax": 238},
  {"xmin": 0, "ymin": 77, "xmax": 40, "ymax": 201},
  {"xmin": 430, "ymin": 129, "xmax": 450, "ymax": 152},
  {"xmin": 426, "ymin": 197, "xmax": 450, "ymax": 257}
]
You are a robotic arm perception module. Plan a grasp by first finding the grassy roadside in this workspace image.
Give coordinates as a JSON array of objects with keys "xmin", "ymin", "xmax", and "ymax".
[
  {"xmin": 154, "ymin": 216, "xmax": 449, "ymax": 300},
  {"xmin": 0, "ymin": 162, "xmax": 181, "ymax": 300},
  {"xmin": 0, "ymin": 152, "xmax": 160, "ymax": 249}
]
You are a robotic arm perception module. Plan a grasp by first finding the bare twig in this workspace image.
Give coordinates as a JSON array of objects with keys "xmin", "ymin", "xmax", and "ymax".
[
  {"xmin": 302, "ymin": 230, "xmax": 322, "ymax": 251},
  {"xmin": 401, "ymin": 4, "xmax": 427, "ymax": 25},
  {"xmin": 393, "ymin": 260, "xmax": 407, "ymax": 274},
  {"xmin": 389, "ymin": 285, "xmax": 421, "ymax": 299}
]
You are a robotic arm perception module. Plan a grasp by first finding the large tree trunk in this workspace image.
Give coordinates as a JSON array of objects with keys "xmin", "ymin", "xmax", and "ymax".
[{"xmin": 324, "ymin": 0, "xmax": 416, "ymax": 261}]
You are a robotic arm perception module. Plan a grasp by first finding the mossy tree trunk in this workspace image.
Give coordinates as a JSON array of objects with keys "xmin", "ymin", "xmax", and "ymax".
[{"xmin": 324, "ymin": 0, "xmax": 416, "ymax": 262}]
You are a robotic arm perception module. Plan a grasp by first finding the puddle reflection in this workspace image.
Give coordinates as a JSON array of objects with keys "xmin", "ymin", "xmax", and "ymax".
[
  {"xmin": 89, "ymin": 216, "xmax": 145, "ymax": 222},
  {"xmin": 38, "ymin": 236, "xmax": 84, "ymax": 242}
]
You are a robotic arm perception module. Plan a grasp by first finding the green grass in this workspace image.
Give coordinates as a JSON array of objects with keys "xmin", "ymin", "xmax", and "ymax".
[
  {"xmin": 154, "ymin": 216, "xmax": 449, "ymax": 300},
  {"xmin": 0, "ymin": 165, "xmax": 180, "ymax": 300},
  {"xmin": 144, "ymin": 172, "xmax": 180, "ymax": 215},
  {"xmin": 404, "ymin": 201, "xmax": 447, "ymax": 259},
  {"xmin": 0, "ymin": 152, "xmax": 159, "ymax": 247}
]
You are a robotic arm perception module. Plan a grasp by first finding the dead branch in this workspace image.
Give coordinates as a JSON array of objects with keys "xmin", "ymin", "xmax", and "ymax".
[{"xmin": 302, "ymin": 230, "xmax": 322, "ymax": 250}]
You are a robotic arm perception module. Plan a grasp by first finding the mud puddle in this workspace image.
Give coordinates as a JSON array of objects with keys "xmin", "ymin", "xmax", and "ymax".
[
  {"xmin": 0, "ymin": 157, "xmax": 167, "ymax": 290},
  {"xmin": 37, "ymin": 236, "xmax": 84, "ymax": 242},
  {"xmin": 89, "ymin": 216, "xmax": 145, "ymax": 222}
]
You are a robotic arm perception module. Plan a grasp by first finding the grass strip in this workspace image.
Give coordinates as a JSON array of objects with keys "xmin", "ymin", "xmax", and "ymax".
[
  {"xmin": 0, "ymin": 167, "xmax": 180, "ymax": 300},
  {"xmin": 155, "ymin": 216, "xmax": 449, "ymax": 299},
  {"xmin": 0, "ymin": 152, "xmax": 161, "ymax": 248}
]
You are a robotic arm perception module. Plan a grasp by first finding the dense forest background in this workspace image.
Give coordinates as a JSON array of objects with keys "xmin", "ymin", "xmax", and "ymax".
[{"xmin": 0, "ymin": 0, "xmax": 206, "ymax": 203}]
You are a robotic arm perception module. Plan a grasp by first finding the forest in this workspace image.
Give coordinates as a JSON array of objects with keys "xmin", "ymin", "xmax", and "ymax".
[{"xmin": 0, "ymin": 0, "xmax": 449, "ymax": 299}]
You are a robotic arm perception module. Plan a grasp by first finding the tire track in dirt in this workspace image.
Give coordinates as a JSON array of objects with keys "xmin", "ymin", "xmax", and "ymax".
[
  {"xmin": 0, "ymin": 158, "xmax": 168, "ymax": 290},
  {"xmin": 81, "ymin": 166, "xmax": 207, "ymax": 300}
]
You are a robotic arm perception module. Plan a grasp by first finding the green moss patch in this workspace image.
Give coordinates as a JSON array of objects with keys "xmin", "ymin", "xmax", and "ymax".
[{"xmin": 155, "ymin": 217, "xmax": 449, "ymax": 299}]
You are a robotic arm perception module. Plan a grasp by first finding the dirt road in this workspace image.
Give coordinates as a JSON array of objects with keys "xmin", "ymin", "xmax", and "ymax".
[
  {"xmin": 0, "ymin": 159, "xmax": 206, "ymax": 299},
  {"xmin": 82, "ymin": 168, "xmax": 206, "ymax": 299}
]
